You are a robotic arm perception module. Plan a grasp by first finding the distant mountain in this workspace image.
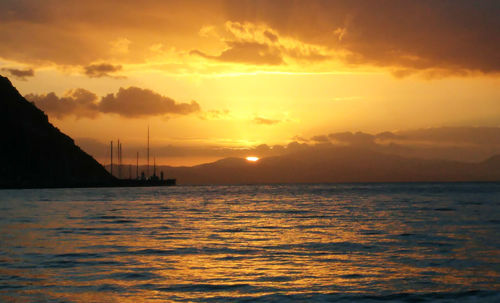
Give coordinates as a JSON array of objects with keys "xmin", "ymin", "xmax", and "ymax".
[
  {"xmin": 0, "ymin": 75, "xmax": 115, "ymax": 188},
  {"xmin": 153, "ymin": 147, "xmax": 500, "ymax": 185}
]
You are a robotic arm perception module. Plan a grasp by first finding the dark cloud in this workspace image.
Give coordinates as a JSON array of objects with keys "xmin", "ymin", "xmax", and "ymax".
[
  {"xmin": 310, "ymin": 135, "xmax": 329, "ymax": 143},
  {"xmin": 191, "ymin": 21, "xmax": 329, "ymax": 65},
  {"xmin": 1, "ymin": 68, "xmax": 34, "ymax": 80},
  {"xmin": 191, "ymin": 41, "xmax": 283, "ymax": 65},
  {"xmin": 26, "ymin": 86, "xmax": 201, "ymax": 119},
  {"xmin": 99, "ymin": 87, "xmax": 200, "ymax": 118},
  {"xmin": 2, "ymin": 1, "xmax": 495, "ymax": 75},
  {"xmin": 25, "ymin": 89, "xmax": 99, "ymax": 119},
  {"xmin": 375, "ymin": 131, "xmax": 399, "ymax": 140},
  {"xmin": 263, "ymin": 30, "xmax": 278, "ymax": 43},
  {"xmin": 393, "ymin": 127, "xmax": 500, "ymax": 145},
  {"xmin": 284, "ymin": 46, "xmax": 329, "ymax": 62},
  {"xmin": 254, "ymin": 116, "xmax": 281, "ymax": 125},
  {"xmin": 84, "ymin": 63, "xmax": 123, "ymax": 78},
  {"xmin": 319, "ymin": 127, "xmax": 500, "ymax": 147},
  {"xmin": 304, "ymin": 127, "xmax": 500, "ymax": 162},
  {"xmin": 0, "ymin": 0, "xmax": 220, "ymax": 65},
  {"xmin": 329, "ymin": 131, "xmax": 375, "ymax": 145},
  {"xmin": 291, "ymin": 135, "xmax": 309, "ymax": 143},
  {"xmin": 286, "ymin": 141, "xmax": 309, "ymax": 152},
  {"xmin": 223, "ymin": 0, "xmax": 500, "ymax": 75}
]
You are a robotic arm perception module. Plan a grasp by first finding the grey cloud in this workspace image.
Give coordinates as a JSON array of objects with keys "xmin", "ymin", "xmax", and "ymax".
[
  {"xmin": 99, "ymin": 87, "xmax": 200, "ymax": 118},
  {"xmin": 25, "ymin": 88, "xmax": 99, "ymax": 119},
  {"xmin": 191, "ymin": 25, "xmax": 329, "ymax": 65},
  {"xmin": 1, "ymin": 68, "xmax": 34, "ymax": 80},
  {"xmin": 321, "ymin": 127, "xmax": 500, "ymax": 147},
  {"xmin": 307, "ymin": 127, "xmax": 500, "ymax": 162},
  {"xmin": 328, "ymin": 131, "xmax": 375, "ymax": 145},
  {"xmin": 0, "ymin": 1, "xmax": 498, "ymax": 75},
  {"xmin": 263, "ymin": 30, "xmax": 278, "ymax": 43},
  {"xmin": 311, "ymin": 135, "xmax": 329, "ymax": 143},
  {"xmin": 375, "ymin": 131, "xmax": 400, "ymax": 140},
  {"xmin": 26, "ymin": 86, "xmax": 201, "ymax": 119},
  {"xmin": 84, "ymin": 63, "xmax": 123, "ymax": 78},
  {"xmin": 191, "ymin": 41, "xmax": 284, "ymax": 65},
  {"xmin": 394, "ymin": 127, "xmax": 500, "ymax": 145},
  {"xmin": 291, "ymin": 135, "xmax": 309, "ymax": 143},
  {"xmin": 223, "ymin": 0, "xmax": 500, "ymax": 75}
]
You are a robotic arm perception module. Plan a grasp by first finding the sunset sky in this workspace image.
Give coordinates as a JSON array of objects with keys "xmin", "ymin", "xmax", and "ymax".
[{"xmin": 1, "ymin": 0, "xmax": 499, "ymax": 165}]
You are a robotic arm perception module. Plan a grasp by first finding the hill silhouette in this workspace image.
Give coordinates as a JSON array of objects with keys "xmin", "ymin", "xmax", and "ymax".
[
  {"xmin": 153, "ymin": 147, "xmax": 500, "ymax": 185},
  {"xmin": 0, "ymin": 75, "xmax": 115, "ymax": 188}
]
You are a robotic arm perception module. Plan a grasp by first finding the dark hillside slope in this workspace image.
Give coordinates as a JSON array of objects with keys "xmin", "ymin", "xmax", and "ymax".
[{"xmin": 0, "ymin": 75, "xmax": 115, "ymax": 188}]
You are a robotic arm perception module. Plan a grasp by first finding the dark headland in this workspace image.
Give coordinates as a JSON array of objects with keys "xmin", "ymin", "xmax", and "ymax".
[{"xmin": 0, "ymin": 75, "xmax": 175, "ymax": 189}]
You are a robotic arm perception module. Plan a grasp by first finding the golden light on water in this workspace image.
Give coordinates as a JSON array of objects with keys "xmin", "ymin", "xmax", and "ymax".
[{"xmin": 246, "ymin": 156, "xmax": 259, "ymax": 162}]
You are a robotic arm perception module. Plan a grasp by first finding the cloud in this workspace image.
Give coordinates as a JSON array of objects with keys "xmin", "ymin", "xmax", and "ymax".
[
  {"xmin": 222, "ymin": 0, "xmax": 500, "ymax": 75},
  {"xmin": 191, "ymin": 21, "xmax": 329, "ymax": 66},
  {"xmin": 25, "ymin": 89, "xmax": 99, "ymax": 119},
  {"xmin": 254, "ymin": 116, "xmax": 281, "ymax": 125},
  {"xmin": 393, "ymin": 127, "xmax": 500, "ymax": 145},
  {"xmin": 0, "ymin": 1, "xmax": 222, "ymax": 66},
  {"xmin": 291, "ymin": 135, "xmax": 309, "ymax": 143},
  {"xmin": 109, "ymin": 38, "xmax": 130, "ymax": 54},
  {"xmin": 191, "ymin": 41, "xmax": 283, "ymax": 65},
  {"xmin": 83, "ymin": 63, "xmax": 123, "ymax": 78},
  {"xmin": 310, "ymin": 135, "xmax": 329, "ymax": 143},
  {"xmin": 329, "ymin": 131, "xmax": 375, "ymax": 145},
  {"xmin": 199, "ymin": 109, "xmax": 231, "ymax": 120},
  {"xmin": 303, "ymin": 127, "xmax": 500, "ymax": 162},
  {"xmin": 375, "ymin": 131, "xmax": 399, "ymax": 140},
  {"xmin": 263, "ymin": 30, "xmax": 278, "ymax": 43},
  {"xmin": 314, "ymin": 127, "xmax": 500, "ymax": 148},
  {"xmin": 1, "ymin": 68, "xmax": 34, "ymax": 80},
  {"xmin": 99, "ymin": 87, "xmax": 200, "ymax": 118},
  {"xmin": 26, "ymin": 86, "xmax": 201, "ymax": 119},
  {"xmin": 0, "ymin": 1, "xmax": 498, "ymax": 76}
]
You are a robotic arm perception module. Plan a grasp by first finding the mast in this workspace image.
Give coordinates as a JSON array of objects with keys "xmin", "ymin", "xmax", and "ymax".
[
  {"xmin": 136, "ymin": 151, "xmax": 139, "ymax": 179},
  {"xmin": 110, "ymin": 141, "xmax": 113, "ymax": 176},
  {"xmin": 120, "ymin": 142, "xmax": 123, "ymax": 178},
  {"xmin": 147, "ymin": 125, "xmax": 150, "ymax": 178},
  {"xmin": 117, "ymin": 139, "xmax": 121, "ymax": 179},
  {"xmin": 153, "ymin": 156, "xmax": 156, "ymax": 177}
]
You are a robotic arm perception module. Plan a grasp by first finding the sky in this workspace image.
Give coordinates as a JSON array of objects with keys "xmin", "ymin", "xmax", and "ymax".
[{"xmin": 1, "ymin": 0, "xmax": 499, "ymax": 166}]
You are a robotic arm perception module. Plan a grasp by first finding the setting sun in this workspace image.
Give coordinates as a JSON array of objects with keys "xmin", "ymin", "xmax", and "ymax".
[{"xmin": 246, "ymin": 156, "xmax": 259, "ymax": 162}]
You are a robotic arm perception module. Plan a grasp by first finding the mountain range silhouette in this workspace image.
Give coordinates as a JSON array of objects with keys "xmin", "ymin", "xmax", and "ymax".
[{"xmin": 153, "ymin": 147, "xmax": 500, "ymax": 185}]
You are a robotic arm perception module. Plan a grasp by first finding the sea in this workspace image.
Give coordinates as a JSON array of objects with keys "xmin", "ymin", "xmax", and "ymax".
[{"xmin": 0, "ymin": 183, "xmax": 499, "ymax": 302}]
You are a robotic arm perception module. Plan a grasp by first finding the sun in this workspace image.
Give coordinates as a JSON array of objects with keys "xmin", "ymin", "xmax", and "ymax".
[{"xmin": 246, "ymin": 156, "xmax": 259, "ymax": 162}]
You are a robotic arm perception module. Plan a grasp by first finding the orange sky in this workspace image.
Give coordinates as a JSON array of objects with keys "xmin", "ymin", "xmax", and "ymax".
[{"xmin": 1, "ymin": 0, "xmax": 499, "ymax": 165}]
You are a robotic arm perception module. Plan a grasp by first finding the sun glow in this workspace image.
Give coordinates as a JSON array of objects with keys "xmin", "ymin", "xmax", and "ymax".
[{"xmin": 246, "ymin": 156, "xmax": 259, "ymax": 162}]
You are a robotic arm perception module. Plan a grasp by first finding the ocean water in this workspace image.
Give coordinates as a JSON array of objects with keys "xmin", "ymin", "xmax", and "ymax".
[{"xmin": 0, "ymin": 183, "xmax": 499, "ymax": 302}]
